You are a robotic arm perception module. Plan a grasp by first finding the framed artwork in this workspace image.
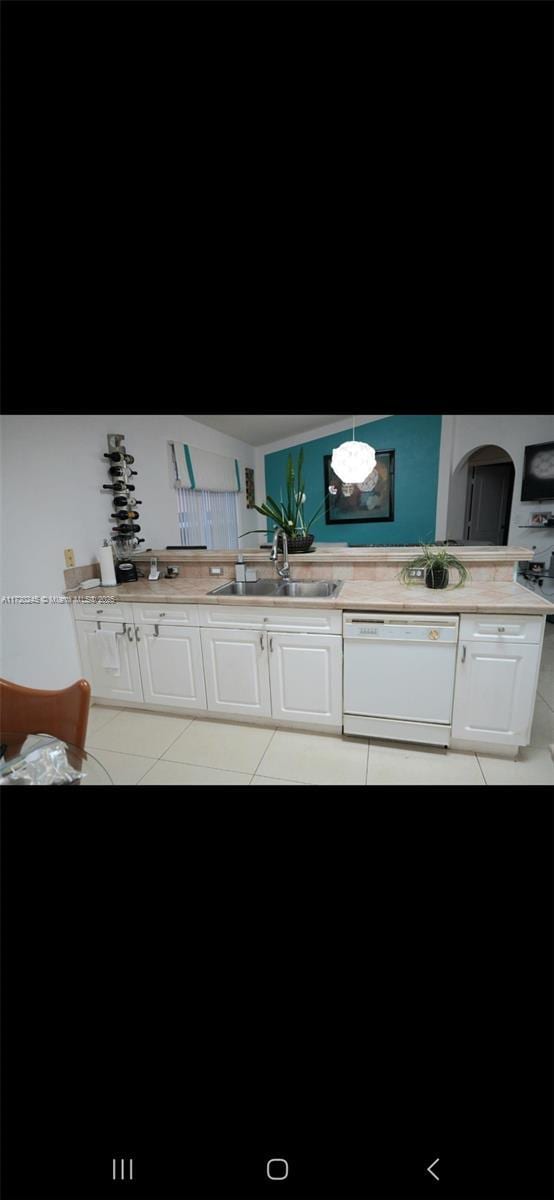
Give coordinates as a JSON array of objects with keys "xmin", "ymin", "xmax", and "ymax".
[
  {"xmin": 245, "ymin": 466, "xmax": 255, "ymax": 508},
  {"xmin": 324, "ymin": 450, "xmax": 395, "ymax": 524},
  {"xmin": 521, "ymin": 441, "xmax": 554, "ymax": 501}
]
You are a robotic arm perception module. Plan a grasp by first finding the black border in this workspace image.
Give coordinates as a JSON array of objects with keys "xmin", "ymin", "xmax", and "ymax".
[{"xmin": 323, "ymin": 450, "xmax": 395, "ymax": 525}]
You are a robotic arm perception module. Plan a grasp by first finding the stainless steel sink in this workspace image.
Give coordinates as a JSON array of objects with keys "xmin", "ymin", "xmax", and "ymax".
[
  {"xmin": 208, "ymin": 578, "xmax": 343, "ymax": 598},
  {"xmin": 208, "ymin": 579, "xmax": 283, "ymax": 597},
  {"xmin": 277, "ymin": 580, "xmax": 343, "ymax": 598}
]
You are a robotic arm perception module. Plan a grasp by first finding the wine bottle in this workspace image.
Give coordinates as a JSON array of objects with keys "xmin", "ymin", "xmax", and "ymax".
[
  {"xmin": 111, "ymin": 511, "xmax": 141, "ymax": 521},
  {"xmin": 103, "ymin": 483, "xmax": 135, "ymax": 491},
  {"xmin": 104, "ymin": 451, "xmax": 135, "ymax": 464},
  {"xmin": 108, "ymin": 465, "xmax": 133, "ymax": 477},
  {"xmin": 113, "ymin": 495, "xmax": 142, "ymax": 506},
  {"xmin": 112, "ymin": 523, "xmax": 141, "ymax": 535}
]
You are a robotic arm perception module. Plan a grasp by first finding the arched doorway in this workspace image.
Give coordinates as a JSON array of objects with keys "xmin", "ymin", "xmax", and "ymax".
[{"xmin": 447, "ymin": 445, "xmax": 515, "ymax": 545}]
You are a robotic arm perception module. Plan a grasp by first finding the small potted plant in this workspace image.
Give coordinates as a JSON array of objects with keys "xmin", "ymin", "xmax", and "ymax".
[
  {"xmin": 399, "ymin": 545, "xmax": 471, "ymax": 590},
  {"xmin": 240, "ymin": 448, "xmax": 327, "ymax": 553}
]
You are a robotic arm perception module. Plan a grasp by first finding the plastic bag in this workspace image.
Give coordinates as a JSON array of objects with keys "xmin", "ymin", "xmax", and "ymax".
[{"xmin": 0, "ymin": 738, "xmax": 86, "ymax": 785}]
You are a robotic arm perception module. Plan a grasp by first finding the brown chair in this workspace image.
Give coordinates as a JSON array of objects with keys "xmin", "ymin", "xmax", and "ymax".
[{"xmin": 0, "ymin": 677, "xmax": 91, "ymax": 752}]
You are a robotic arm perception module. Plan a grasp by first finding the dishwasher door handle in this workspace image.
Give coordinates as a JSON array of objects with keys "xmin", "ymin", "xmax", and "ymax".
[{"xmin": 461, "ymin": 644, "xmax": 466, "ymax": 663}]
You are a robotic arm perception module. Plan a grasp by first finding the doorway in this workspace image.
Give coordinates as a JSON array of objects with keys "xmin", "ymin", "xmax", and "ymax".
[{"xmin": 463, "ymin": 450, "xmax": 515, "ymax": 545}]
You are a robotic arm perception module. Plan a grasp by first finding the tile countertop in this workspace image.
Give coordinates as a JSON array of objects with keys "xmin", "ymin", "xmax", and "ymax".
[
  {"xmin": 66, "ymin": 578, "xmax": 554, "ymax": 615},
  {"xmin": 131, "ymin": 545, "xmax": 532, "ymax": 564}
]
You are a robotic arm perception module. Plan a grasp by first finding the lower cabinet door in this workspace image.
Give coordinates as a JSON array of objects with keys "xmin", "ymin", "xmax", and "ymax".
[
  {"xmin": 75, "ymin": 620, "xmax": 143, "ymax": 703},
  {"xmin": 451, "ymin": 639, "xmax": 541, "ymax": 745},
  {"xmin": 136, "ymin": 625, "xmax": 207, "ymax": 710},
  {"xmin": 268, "ymin": 632, "xmax": 343, "ymax": 725},
  {"xmin": 200, "ymin": 627, "xmax": 271, "ymax": 717}
]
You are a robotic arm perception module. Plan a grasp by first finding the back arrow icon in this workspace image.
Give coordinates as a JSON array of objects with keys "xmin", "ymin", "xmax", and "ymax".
[{"xmin": 427, "ymin": 1157, "xmax": 439, "ymax": 1182}]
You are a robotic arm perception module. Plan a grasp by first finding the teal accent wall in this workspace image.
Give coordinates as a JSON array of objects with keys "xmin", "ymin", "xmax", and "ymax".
[{"xmin": 264, "ymin": 415, "xmax": 442, "ymax": 544}]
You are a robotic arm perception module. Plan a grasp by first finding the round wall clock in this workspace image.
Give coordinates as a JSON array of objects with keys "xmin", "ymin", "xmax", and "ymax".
[
  {"xmin": 522, "ymin": 441, "xmax": 554, "ymax": 501},
  {"xmin": 530, "ymin": 448, "xmax": 554, "ymax": 479}
]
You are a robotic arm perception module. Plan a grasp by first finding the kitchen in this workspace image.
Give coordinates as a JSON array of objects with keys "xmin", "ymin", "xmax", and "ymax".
[{"xmin": 1, "ymin": 411, "xmax": 553, "ymax": 787}]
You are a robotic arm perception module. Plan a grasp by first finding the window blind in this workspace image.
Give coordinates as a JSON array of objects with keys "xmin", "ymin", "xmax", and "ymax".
[
  {"xmin": 171, "ymin": 442, "xmax": 241, "ymax": 492},
  {"xmin": 177, "ymin": 488, "xmax": 239, "ymax": 550}
]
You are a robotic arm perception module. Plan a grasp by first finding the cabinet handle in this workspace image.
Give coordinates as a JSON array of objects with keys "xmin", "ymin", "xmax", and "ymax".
[
  {"xmin": 154, "ymin": 624, "xmax": 159, "ymax": 637},
  {"xmin": 497, "ymin": 626, "xmax": 505, "ymax": 633},
  {"xmin": 461, "ymin": 644, "xmax": 466, "ymax": 663},
  {"xmin": 259, "ymin": 633, "xmax": 264, "ymax": 651},
  {"xmin": 270, "ymin": 636, "xmax": 273, "ymax": 652},
  {"xmin": 96, "ymin": 609, "xmax": 103, "ymax": 615},
  {"xmin": 127, "ymin": 625, "xmax": 134, "ymax": 642},
  {"xmin": 135, "ymin": 626, "xmax": 141, "ymax": 643},
  {"xmin": 159, "ymin": 612, "xmax": 166, "ymax": 617}
]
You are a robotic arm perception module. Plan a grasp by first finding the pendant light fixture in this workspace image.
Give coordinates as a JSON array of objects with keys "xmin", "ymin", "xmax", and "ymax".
[{"xmin": 331, "ymin": 416, "xmax": 376, "ymax": 484}]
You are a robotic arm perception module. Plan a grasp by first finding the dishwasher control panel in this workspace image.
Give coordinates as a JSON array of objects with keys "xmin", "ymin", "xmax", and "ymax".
[{"xmin": 343, "ymin": 612, "xmax": 459, "ymax": 641}]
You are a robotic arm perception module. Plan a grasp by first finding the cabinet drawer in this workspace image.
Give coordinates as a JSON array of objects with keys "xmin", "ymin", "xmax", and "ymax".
[
  {"xmin": 459, "ymin": 614, "xmax": 544, "ymax": 644},
  {"xmin": 198, "ymin": 604, "xmax": 342, "ymax": 635},
  {"xmin": 74, "ymin": 601, "xmax": 133, "ymax": 622},
  {"xmin": 131, "ymin": 603, "xmax": 200, "ymax": 626}
]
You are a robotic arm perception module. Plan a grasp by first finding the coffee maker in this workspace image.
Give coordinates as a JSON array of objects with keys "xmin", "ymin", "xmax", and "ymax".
[{"xmin": 115, "ymin": 560, "xmax": 138, "ymax": 584}]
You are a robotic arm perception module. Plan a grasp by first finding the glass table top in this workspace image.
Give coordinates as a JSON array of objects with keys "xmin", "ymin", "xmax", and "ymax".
[{"xmin": 0, "ymin": 732, "xmax": 113, "ymax": 785}]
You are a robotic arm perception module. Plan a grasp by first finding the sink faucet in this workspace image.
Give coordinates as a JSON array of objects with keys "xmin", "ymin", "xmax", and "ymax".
[{"xmin": 270, "ymin": 528, "xmax": 290, "ymax": 578}]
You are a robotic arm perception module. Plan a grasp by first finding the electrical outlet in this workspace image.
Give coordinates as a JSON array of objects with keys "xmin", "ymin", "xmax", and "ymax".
[
  {"xmin": 209, "ymin": 567, "xmax": 223, "ymax": 575},
  {"xmin": 64, "ymin": 548, "xmax": 75, "ymax": 568},
  {"xmin": 407, "ymin": 567, "xmax": 425, "ymax": 580}
]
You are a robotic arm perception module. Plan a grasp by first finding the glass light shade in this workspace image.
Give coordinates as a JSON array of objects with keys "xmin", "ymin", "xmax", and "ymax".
[{"xmin": 331, "ymin": 440, "xmax": 376, "ymax": 484}]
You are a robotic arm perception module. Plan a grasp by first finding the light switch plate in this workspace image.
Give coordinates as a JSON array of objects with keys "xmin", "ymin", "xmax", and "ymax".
[{"xmin": 64, "ymin": 548, "xmax": 75, "ymax": 568}]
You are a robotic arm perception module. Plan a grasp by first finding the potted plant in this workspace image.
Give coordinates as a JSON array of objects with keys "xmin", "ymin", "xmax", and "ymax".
[
  {"xmin": 399, "ymin": 545, "xmax": 471, "ymax": 590},
  {"xmin": 240, "ymin": 448, "xmax": 327, "ymax": 553}
]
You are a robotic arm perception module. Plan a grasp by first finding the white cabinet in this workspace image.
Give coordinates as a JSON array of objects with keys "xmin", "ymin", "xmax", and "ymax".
[
  {"xmin": 75, "ymin": 601, "xmax": 133, "ymax": 623},
  {"xmin": 451, "ymin": 638, "xmax": 541, "ymax": 747},
  {"xmin": 200, "ymin": 625, "xmax": 342, "ymax": 726},
  {"xmin": 268, "ymin": 633, "xmax": 342, "ymax": 726},
  {"xmin": 76, "ymin": 617, "xmax": 207, "ymax": 711},
  {"xmin": 198, "ymin": 604, "xmax": 343, "ymax": 724},
  {"xmin": 135, "ymin": 624, "xmax": 207, "ymax": 710},
  {"xmin": 131, "ymin": 603, "xmax": 200, "ymax": 627},
  {"xmin": 197, "ymin": 604, "xmax": 342, "ymax": 634},
  {"xmin": 459, "ymin": 614, "xmax": 543, "ymax": 644},
  {"xmin": 75, "ymin": 620, "xmax": 143, "ymax": 703},
  {"xmin": 200, "ymin": 627, "xmax": 272, "ymax": 717}
]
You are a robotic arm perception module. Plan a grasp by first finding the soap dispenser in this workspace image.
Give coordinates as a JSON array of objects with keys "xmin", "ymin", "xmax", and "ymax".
[{"xmin": 235, "ymin": 554, "xmax": 246, "ymax": 582}]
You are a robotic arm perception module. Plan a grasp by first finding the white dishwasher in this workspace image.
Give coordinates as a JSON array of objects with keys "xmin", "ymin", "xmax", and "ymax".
[{"xmin": 343, "ymin": 611, "xmax": 460, "ymax": 746}]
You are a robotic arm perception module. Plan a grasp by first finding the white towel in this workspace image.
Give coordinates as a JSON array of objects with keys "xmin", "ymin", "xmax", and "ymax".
[{"xmin": 96, "ymin": 630, "xmax": 121, "ymax": 673}]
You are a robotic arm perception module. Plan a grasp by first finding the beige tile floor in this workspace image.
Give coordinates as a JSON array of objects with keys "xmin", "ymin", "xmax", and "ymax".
[{"xmin": 85, "ymin": 623, "xmax": 554, "ymax": 787}]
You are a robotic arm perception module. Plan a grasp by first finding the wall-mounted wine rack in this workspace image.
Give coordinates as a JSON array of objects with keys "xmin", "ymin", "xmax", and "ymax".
[{"xmin": 102, "ymin": 433, "xmax": 145, "ymax": 559}]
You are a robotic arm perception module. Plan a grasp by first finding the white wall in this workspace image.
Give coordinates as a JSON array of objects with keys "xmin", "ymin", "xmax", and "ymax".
[
  {"xmin": 0, "ymin": 414, "xmax": 256, "ymax": 688},
  {"xmin": 440, "ymin": 414, "xmax": 554, "ymax": 556}
]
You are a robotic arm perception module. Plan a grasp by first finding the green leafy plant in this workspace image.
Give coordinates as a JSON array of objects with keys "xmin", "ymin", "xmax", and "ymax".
[
  {"xmin": 240, "ymin": 448, "xmax": 327, "ymax": 541},
  {"xmin": 398, "ymin": 544, "xmax": 471, "ymax": 588}
]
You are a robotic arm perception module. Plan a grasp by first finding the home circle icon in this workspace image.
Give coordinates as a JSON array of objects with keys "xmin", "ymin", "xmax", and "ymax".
[{"xmin": 266, "ymin": 1158, "xmax": 289, "ymax": 1180}]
